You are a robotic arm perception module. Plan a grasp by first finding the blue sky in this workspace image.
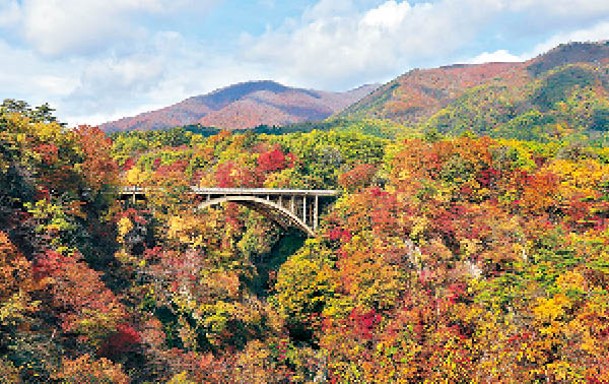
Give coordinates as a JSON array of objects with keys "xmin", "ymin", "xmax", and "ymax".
[{"xmin": 1, "ymin": 0, "xmax": 609, "ymax": 126}]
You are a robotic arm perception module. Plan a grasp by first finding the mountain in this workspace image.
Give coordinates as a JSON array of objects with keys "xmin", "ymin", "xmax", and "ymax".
[
  {"xmin": 340, "ymin": 41, "xmax": 609, "ymax": 141},
  {"xmin": 100, "ymin": 81, "xmax": 378, "ymax": 132},
  {"xmin": 340, "ymin": 62, "xmax": 528, "ymax": 124}
]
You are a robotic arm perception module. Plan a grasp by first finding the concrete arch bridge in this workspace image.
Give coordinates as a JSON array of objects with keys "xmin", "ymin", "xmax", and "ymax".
[{"xmin": 119, "ymin": 186, "xmax": 338, "ymax": 237}]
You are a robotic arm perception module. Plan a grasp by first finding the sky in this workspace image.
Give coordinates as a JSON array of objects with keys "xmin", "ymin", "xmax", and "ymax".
[{"xmin": 1, "ymin": 0, "xmax": 609, "ymax": 126}]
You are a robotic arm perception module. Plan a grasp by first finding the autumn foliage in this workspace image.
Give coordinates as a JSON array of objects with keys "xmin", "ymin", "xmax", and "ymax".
[{"xmin": 2, "ymin": 99, "xmax": 609, "ymax": 382}]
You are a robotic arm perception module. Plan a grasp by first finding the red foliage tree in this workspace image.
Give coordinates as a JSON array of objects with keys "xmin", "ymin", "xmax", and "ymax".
[
  {"xmin": 338, "ymin": 164, "xmax": 377, "ymax": 192},
  {"xmin": 75, "ymin": 125, "xmax": 118, "ymax": 194},
  {"xmin": 34, "ymin": 250, "xmax": 126, "ymax": 346},
  {"xmin": 256, "ymin": 147, "xmax": 295, "ymax": 174},
  {"xmin": 215, "ymin": 161, "xmax": 260, "ymax": 188}
]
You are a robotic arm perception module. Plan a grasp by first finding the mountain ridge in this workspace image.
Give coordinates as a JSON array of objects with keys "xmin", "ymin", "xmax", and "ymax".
[
  {"xmin": 100, "ymin": 80, "xmax": 378, "ymax": 132},
  {"xmin": 338, "ymin": 40, "xmax": 609, "ymax": 140},
  {"xmin": 101, "ymin": 41, "xmax": 609, "ymax": 138}
]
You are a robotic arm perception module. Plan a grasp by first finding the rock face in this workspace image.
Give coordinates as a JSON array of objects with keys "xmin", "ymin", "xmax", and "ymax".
[{"xmin": 100, "ymin": 81, "xmax": 378, "ymax": 132}]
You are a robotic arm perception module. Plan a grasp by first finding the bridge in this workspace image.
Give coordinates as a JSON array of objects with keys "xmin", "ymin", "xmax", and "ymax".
[{"xmin": 119, "ymin": 186, "xmax": 338, "ymax": 237}]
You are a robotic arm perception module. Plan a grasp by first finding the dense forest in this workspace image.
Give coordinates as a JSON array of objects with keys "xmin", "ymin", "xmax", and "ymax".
[{"xmin": 2, "ymin": 96, "xmax": 609, "ymax": 383}]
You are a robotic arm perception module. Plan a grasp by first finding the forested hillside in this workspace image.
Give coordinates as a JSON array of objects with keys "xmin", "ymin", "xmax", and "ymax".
[
  {"xmin": 2, "ymin": 97, "xmax": 609, "ymax": 382},
  {"xmin": 341, "ymin": 41, "xmax": 609, "ymax": 143}
]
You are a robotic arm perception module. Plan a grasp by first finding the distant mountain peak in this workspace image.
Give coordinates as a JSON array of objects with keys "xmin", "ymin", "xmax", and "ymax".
[
  {"xmin": 527, "ymin": 40, "xmax": 609, "ymax": 76},
  {"xmin": 199, "ymin": 80, "xmax": 298, "ymax": 110},
  {"xmin": 101, "ymin": 81, "xmax": 378, "ymax": 132}
]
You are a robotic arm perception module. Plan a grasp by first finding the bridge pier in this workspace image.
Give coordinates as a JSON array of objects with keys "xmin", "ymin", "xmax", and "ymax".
[{"xmin": 314, "ymin": 195, "xmax": 319, "ymax": 232}]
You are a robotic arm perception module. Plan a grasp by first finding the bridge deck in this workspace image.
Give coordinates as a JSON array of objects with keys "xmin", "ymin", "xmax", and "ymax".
[
  {"xmin": 120, "ymin": 186, "xmax": 337, "ymax": 196},
  {"xmin": 191, "ymin": 187, "xmax": 337, "ymax": 196}
]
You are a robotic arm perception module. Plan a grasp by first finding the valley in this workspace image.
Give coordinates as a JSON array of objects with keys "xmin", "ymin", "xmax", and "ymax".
[{"xmin": 1, "ymin": 41, "xmax": 609, "ymax": 383}]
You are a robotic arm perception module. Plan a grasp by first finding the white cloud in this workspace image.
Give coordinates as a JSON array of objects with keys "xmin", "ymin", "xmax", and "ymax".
[
  {"xmin": 21, "ymin": 1, "xmax": 137, "ymax": 56},
  {"xmin": 242, "ymin": 0, "xmax": 498, "ymax": 89},
  {"xmin": 62, "ymin": 31, "xmax": 269, "ymax": 126},
  {"xmin": 529, "ymin": 21, "xmax": 609, "ymax": 57},
  {"xmin": 0, "ymin": 0, "xmax": 20, "ymax": 28},
  {"xmin": 0, "ymin": 0, "xmax": 225, "ymax": 126},
  {"xmin": 305, "ymin": 0, "xmax": 356, "ymax": 20},
  {"xmin": 242, "ymin": 0, "xmax": 609, "ymax": 91},
  {"xmin": 0, "ymin": 38, "xmax": 81, "ymax": 102},
  {"xmin": 467, "ymin": 49, "xmax": 524, "ymax": 64},
  {"xmin": 360, "ymin": 1, "xmax": 410, "ymax": 30},
  {"xmin": 3, "ymin": 0, "xmax": 218, "ymax": 56}
]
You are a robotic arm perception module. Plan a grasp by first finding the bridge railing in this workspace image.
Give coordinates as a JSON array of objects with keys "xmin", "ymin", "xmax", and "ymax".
[
  {"xmin": 190, "ymin": 187, "xmax": 337, "ymax": 196},
  {"xmin": 118, "ymin": 186, "xmax": 338, "ymax": 196}
]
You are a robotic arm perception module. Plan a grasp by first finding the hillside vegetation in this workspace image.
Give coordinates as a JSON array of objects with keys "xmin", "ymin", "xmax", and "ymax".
[
  {"xmin": 341, "ymin": 41, "xmax": 609, "ymax": 143},
  {"xmin": 2, "ymin": 95, "xmax": 609, "ymax": 382}
]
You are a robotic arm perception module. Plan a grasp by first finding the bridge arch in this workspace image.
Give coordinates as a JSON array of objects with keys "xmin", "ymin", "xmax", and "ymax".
[
  {"xmin": 119, "ymin": 186, "xmax": 337, "ymax": 237},
  {"xmin": 197, "ymin": 196, "xmax": 315, "ymax": 237}
]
